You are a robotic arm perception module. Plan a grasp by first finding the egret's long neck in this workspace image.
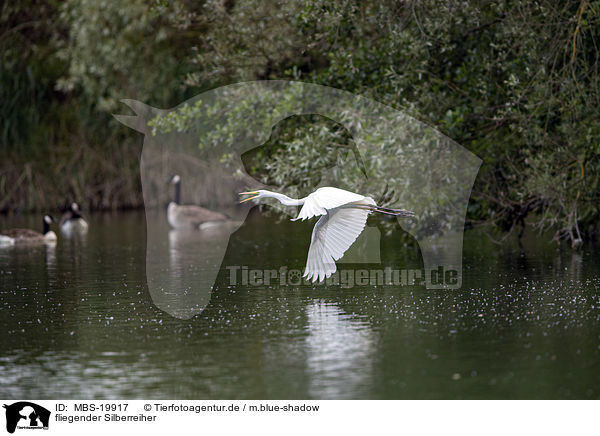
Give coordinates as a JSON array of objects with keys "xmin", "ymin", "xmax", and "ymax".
[
  {"xmin": 264, "ymin": 191, "xmax": 305, "ymax": 206},
  {"xmin": 174, "ymin": 181, "xmax": 181, "ymax": 204}
]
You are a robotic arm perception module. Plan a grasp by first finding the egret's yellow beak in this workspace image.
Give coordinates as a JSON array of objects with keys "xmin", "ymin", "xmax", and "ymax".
[{"xmin": 239, "ymin": 191, "xmax": 259, "ymax": 203}]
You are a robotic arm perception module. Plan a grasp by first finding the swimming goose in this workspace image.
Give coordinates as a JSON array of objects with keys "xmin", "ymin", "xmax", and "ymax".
[
  {"xmin": 0, "ymin": 215, "xmax": 57, "ymax": 244},
  {"xmin": 60, "ymin": 202, "xmax": 89, "ymax": 234},
  {"xmin": 167, "ymin": 174, "xmax": 228, "ymax": 230}
]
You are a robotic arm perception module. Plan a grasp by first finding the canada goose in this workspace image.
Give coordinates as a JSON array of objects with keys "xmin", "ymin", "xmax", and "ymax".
[
  {"xmin": 167, "ymin": 174, "xmax": 228, "ymax": 230},
  {"xmin": 0, "ymin": 215, "xmax": 57, "ymax": 244},
  {"xmin": 60, "ymin": 202, "xmax": 89, "ymax": 234}
]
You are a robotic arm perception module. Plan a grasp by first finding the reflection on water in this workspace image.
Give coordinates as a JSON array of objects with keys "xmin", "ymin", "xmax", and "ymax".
[
  {"xmin": 146, "ymin": 216, "xmax": 243, "ymax": 319},
  {"xmin": 0, "ymin": 210, "xmax": 599, "ymax": 399},
  {"xmin": 305, "ymin": 301, "xmax": 375, "ymax": 398}
]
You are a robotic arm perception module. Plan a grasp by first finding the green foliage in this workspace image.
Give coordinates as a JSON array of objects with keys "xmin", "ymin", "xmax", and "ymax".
[
  {"xmin": 0, "ymin": 1, "xmax": 61, "ymax": 154},
  {"xmin": 1, "ymin": 0, "xmax": 599, "ymax": 246},
  {"xmin": 174, "ymin": 0, "xmax": 600, "ymax": 245},
  {"xmin": 0, "ymin": 0, "xmax": 192, "ymax": 211},
  {"xmin": 55, "ymin": 0, "xmax": 191, "ymax": 111}
]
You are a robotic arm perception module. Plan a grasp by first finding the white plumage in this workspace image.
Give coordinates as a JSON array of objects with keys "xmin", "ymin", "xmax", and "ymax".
[
  {"xmin": 240, "ymin": 187, "xmax": 414, "ymax": 282},
  {"xmin": 60, "ymin": 202, "xmax": 88, "ymax": 236}
]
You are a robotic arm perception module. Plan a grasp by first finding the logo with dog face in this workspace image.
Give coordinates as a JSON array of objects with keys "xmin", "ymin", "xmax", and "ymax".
[{"xmin": 3, "ymin": 402, "xmax": 50, "ymax": 433}]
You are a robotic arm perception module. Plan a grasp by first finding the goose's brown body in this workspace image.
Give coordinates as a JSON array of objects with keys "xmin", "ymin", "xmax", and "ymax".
[{"xmin": 1, "ymin": 228, "xmax": 47, "ymax": 241}]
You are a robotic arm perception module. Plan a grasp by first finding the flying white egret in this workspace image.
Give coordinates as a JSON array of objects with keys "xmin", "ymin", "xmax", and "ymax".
[{"xmin": 240, "ymin": 187, "xmax": 415, "ymax": 282}]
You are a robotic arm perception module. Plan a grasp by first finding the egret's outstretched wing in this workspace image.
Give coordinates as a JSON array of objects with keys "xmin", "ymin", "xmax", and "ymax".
[
  {"xmin": 294, "ymin": 187, "xmax": 366, "ymax": 221},
  {"xmin": 304, "ymin": 199, "xmax": 374, "ymax": 282}
]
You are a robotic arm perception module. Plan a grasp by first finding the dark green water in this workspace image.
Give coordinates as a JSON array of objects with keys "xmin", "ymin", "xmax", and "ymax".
[{"xmin": 0, "ymin": 210, "xmax": 599, "ymax": 399}]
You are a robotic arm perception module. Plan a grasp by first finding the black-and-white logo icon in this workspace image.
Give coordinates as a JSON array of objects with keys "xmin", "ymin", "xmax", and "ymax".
[{"xmin": 3, "ymin": 402, "xmax": 50, "ymax": 434}]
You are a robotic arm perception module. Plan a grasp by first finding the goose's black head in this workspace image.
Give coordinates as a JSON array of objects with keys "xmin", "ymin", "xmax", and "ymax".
[
  {"xmin": 167, "ymin": 174, "xmax": 181, "ymax": 185},
  {"xmin": 67, "ymin": 202, "xmax": 83, "ymax": 219},
  {"xmin": 167, "ymin": 175, "xmax": 182, "ymax": 204},
  {"xmin": 43, "ymin": 215, "xmax": 55, "ymax": 234}
]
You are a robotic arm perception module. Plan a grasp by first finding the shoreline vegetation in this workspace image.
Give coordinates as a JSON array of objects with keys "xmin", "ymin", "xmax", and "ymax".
[{"xmin": 1, "ymin": 1, "xmax": 599, "ymax": 247}]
